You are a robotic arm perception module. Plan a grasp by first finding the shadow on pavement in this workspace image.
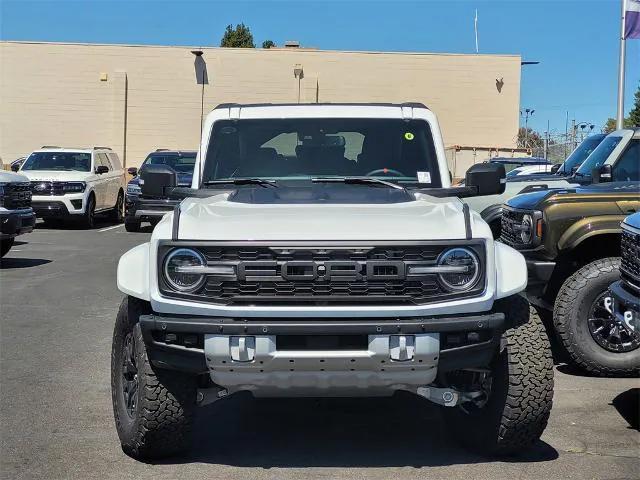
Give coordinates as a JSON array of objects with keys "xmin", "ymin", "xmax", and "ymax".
[
  {"xmin": 153, "ymin": 392, "xmax": 558, "ymax": 468},
  {"xmin": 611, "ymin": 388, "xmax": 639, "ymax": 431},
  {"xmin": 0, "ymin": 257, "xmax": 51, "ymax": 269}
]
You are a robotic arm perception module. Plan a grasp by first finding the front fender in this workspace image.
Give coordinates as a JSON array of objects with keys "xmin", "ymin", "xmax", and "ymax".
[
  {"xmin": 557, "ymin": 216, "xmax": 625, "ymax": 251},
  {"xmin": 117, "ymin": 242, "xmax": 150, "ymax": 301},
  {"xmin": 494, "ymin": 242, "xmax": 527, "ymax": 299}
]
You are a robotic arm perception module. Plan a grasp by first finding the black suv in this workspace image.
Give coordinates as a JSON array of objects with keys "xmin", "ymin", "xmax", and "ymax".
[{"xmin": 124, "ymin": 150, "xmax": 196, "ymax": 232}]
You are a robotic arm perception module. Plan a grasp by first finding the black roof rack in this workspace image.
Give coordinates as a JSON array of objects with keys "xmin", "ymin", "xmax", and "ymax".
[
  {"xmin": 213, "ymin": 102, "xmax": 429, "ymax": 110},
  {"xmin": 155, "ymin": 148, "xmax": 170, "ymax": 151},
  {"xmin": 41, "ymin": 145, "xmax": 61, "ymax": 148},
  {"xmin": 93, "ymin": 146, "xmax": 112, "ymax": 150}
]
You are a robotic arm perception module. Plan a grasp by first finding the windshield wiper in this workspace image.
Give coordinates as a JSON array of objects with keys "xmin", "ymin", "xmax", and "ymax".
[
  {"xmin": 203, "ymin": 178, "xmax": 278, "ymax": 188},
  {"xmin": 312, "ymin": 177, "xmax": 405, "ymax": 190}
]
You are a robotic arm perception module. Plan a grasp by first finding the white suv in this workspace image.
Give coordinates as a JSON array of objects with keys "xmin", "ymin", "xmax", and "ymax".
[
  {"xmin": 112, "ymin": 103, "xmax": 554, "ymax": 460},
  {"xmin": 18, "ymin": 147, "xmax": 125, "ymax": 228}
]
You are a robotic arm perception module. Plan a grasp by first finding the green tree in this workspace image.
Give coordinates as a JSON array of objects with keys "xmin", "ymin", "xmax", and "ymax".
[
  {"xmin": 220, "ymin": 24, "xmax": 255, "ymax": 48},
  {"xmin": 262, "ymin": 40, "xmax": 276, "ymax": 49},
  {"xmin": 603, "ymin": 116, "xmax": 633, "ymax": 133},
  {"xmin": 628, "ymin": 83, "xmax": 640, "ymax": 127}
]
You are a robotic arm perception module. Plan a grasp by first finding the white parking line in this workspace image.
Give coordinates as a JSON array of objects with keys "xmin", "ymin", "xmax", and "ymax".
[{"xmin": 98, "ymin": 224, "xmax": 124, "ymax": 233}]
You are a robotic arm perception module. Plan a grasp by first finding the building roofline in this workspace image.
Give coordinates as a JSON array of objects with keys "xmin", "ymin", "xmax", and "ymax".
[{"xmin": 0, "ymin": 40, "xmax": 522, "ymax": 59}]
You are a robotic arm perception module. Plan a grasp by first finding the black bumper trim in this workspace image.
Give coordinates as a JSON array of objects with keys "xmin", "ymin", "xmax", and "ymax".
[
  {"xmin": 32, "ymin": 201, "xmax": 70, "ymax": 218},
  {"xmin": 526, "ymin": 259, "xmax": 555, "ymax": 284},
  {"xmin": 1, "ymin": 209, "xmax": 36, "ymax": 237},
  {"xmin": 610, "ymin": 280, "xmax": 640, "ymax": 310},
  {"xmin": 139, "ymin": 312, "xmax": 505, "ymax": 336}
]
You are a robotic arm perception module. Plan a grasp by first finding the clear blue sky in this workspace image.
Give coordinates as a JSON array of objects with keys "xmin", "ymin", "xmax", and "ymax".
[{"xmin": 2, "ymin": 0, "xmax": 639, "ymax": 136}]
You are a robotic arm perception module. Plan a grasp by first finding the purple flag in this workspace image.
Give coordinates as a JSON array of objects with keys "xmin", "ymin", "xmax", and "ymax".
[{"xmin": 626, "ymin": 0, "xmax": 640, "ymax": 39}]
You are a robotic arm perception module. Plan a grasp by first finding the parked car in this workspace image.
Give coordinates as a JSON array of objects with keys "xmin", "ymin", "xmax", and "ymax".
[
  {"xmin": 488, "ymin": 156, "xmax": 550, "ymax": 174},
  {"xmin": 465, "ymin": 131, "xmax": 630, "ymax": 238},
  {"xmin": 124, "ymin": 150, "xmax": 197, "ymax": 232},
  {"xmin": 18, "ymin": 146, "xmax": 125, "ymax": 228},
  {"xmin": 550, "ymin": 133, "xmax": 606, "ymax": 177},
  {"xmin": 506, "ymin": 164, "xmax": 555, "ymax": 177},
  {"xmin": 0, "ymin": 169, "xmax": 36, "ymax": 257},
  {"xmin": 112, "ymin": 102, "xmax": 553, "ymax": 460},
  {"xmin": 500, "ymin": 181, "xmax": 640, "ymax": 375},
  {"xmin": 608, "ymin": 212, "xmax": 640, "ymax": 350}
]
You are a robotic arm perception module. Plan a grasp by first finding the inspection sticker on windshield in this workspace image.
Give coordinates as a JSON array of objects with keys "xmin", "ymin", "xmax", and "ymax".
[
  {"xmin": 417, "ymin": 171, "xmax": 431, "ymax": 183},
  {"xmin": 404, "ymin": 132, "xmax": 415, "ymax": 141}
]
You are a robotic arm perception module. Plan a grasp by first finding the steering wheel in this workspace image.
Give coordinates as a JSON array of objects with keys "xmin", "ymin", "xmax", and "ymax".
[{"xmin": 366, "ymin": 168, "xmax": 406, "ymax": 177}]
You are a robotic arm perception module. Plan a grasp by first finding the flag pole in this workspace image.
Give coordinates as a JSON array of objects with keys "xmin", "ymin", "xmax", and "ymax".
[
  {"xmin": 474, "ymin": 9, "xmax": 479, "ymax": 54},
  {"xmin": 616, "ymin": 0, "xmax": 627, "ymax": 129}
]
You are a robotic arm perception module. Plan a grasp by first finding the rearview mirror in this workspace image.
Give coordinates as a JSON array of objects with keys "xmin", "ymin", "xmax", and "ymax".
[
  {"xmin": 127, "ymin": 167, "xmax": 138, "ymax": 176},
  {"xmin": 465, "ymin": 163, "xmax": 506, "ymax": 196},
  {"xmin": 592, "ymin": 164, "xmax": 612, "ymax": 183},
  {"xmin": 550, "ymin": 164, "xmax": 561, "ymax": 174},
  {"xmin": 95, "ymin": 165, "xmax": 109, "ymax": 175},
  {"xmin": 10, "ymin": 163, "xmax": 20, "ymax": 172},
  {"xmin": 140, "ymin": 165, "xmax": 177, "ymax": 198}
]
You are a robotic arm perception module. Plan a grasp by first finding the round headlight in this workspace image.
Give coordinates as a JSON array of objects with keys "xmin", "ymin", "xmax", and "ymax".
[
  {"xmin": 163, "ymin": 248, "xmax": 206, "ymax": 292},
  {"xmin": 437, "ymin": 247, "xmax": 480, "ymax": 292},
  {"xmin": 520, "ymin": 214, "xmax": 534, "ymax": 244}
]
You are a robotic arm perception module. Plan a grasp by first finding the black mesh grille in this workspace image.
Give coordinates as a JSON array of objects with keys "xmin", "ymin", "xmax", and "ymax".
[
  {"xmin": 3, "ymin": 183, "xmax": 32, "ymax": 209},
  {"xmin": 500, "ymin": 209, "xmax": 526, "ymax": 247},
  {"xmin": 158, "ymin": 243, "xmax": 486, "ymax": 306},
  {"xmin": 621, "ymin": 229, "xmax": 640, "ymax": 286},
  {"xmin": 30, "ymin": 181, "xmax": 66, "ymax": 196}
]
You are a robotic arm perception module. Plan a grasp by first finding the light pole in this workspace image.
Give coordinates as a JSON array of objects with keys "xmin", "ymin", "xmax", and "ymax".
[
  {"xmin": 191, "ymin": 50, "xmax": 206, "ymax": 135},
  {"xmin": 521, "ymin": 108, "xmax": 535, "ymax": 151}
]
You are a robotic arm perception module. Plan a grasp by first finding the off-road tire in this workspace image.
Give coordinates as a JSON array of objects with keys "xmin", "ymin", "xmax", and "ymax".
[
  {"xmin": 124, "ymin": 219, "xmax": 141, "ymax": 232},
  {"xmin": 110, "ymin": 190, "xmax": 124, "ymax": 223},
  {"xmin": 0, "ymin": 238, "xmax": 15, "ymax": 257},
  {"xmin": 445, "ymin": 295, "xmax": 554, "ymax": 456},
  {"xmin": 554, "ymin": 257, "xmax": 639, "ymax": 376},
  {"xmin": 111, "ymin": 297, "xmax": 197, "ymax": 459},
  {"xmin": 80, "ymin": 194, "xmax": 95, "ymax": 229}
]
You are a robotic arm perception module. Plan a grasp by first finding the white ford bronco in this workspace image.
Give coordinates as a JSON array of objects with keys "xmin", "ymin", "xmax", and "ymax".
[{"xmin": 112, "ymin": 103, "xmax": 554, "ymax": 459}]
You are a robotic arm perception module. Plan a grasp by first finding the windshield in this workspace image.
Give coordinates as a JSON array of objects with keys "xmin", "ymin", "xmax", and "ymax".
[
  {"xmin": 575, "ymin": 135, "xmax": 625, "ymax": 177},
  {"xmin": 202, "ymin": 118, "xmax": 441, "ymax": 187},
  {"xmin": 143, "ymin": 153, "xmax": 196, "ymax": 174},
  {"xmin": 21, "ymin": 152, "xmax": 91, "ymax": 172},
  {"xmin": 491, "ymin": 160, "xmax": 546, "ymax": 173},
  {"xmin": 558, "ymin": 135, "xmax": 605, "ymax": 174}
]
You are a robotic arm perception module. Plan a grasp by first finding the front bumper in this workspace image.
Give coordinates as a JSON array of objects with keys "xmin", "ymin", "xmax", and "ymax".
[
  {"xmin": 139, "ymin": 311, "xmax": 504, "ymax": 395},
  {"xmin": 0, "ymin": 208, "xmax": 36, "ymax": 239},
  {"xmin": 610, "ymin": 280, "xmax": 640, "ymax": 332},
  {"xmin": 32, "ymin": 193, "xmax": 85, "ymax": 217},
  {"xmin": 125, "ymin": 197, "xmax": 178, "ymax": 222}
]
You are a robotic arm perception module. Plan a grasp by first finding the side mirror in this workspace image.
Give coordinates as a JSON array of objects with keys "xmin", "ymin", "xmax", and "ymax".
[
  {"xmin": 592, "ymin": 164, "xmax": 612, "ymax": 183},
  {"xmin": 95, "ymin": 165, "xmax": 109, "ymax": 175},
  {"xmin": 140, "ymin": 164, "xmax": 177, "ymax": 197},
  {"xmin": 127, "ymin": 167, "xmax": 138, "ymax": 176},
  {"xmin": 465, "ymin": 162, "xmax": 506, "ymax": 196},
  {"xmin": 550, "ymin": 164, "xmax": 561, "ymax": 174},
  {"xmin": 10, "ymin": 163, "xmax": 20, "ymax": 172}
]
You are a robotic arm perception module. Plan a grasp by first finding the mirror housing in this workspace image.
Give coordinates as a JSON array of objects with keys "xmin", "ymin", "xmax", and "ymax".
[
  {"xmin": 139, "ymin": 165, "xmax": 177, "ymax": 198},
  {"xmin": 465, "ymin": 162, "xmax": 506, "ymax": 196},
  {"xmin": 10, "ymin": 163, "xmax": 20, "ymax": 172},
  {"xmin": 592, "ymin": 164, "xmax": 612, "ymax": 184},
  {"xmin": 127, "ymin": 167, "xmax": 138, "ymax": 176},
  {"xmin": 95, "ymin": 165, "xmax": 109, "ymax": 175},
  {"xmin": 550, "ymin": 164, "xmax": 561, "ymax": 174}
]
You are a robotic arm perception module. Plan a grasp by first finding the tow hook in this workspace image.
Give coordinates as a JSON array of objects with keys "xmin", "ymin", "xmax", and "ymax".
[
  {"xmin": 416, "ymin": 386, "xmax": 484, "ymax": 407},
  {"xmin": 196, "ymin": 387, "xmax": 229, "ymax": 406}
]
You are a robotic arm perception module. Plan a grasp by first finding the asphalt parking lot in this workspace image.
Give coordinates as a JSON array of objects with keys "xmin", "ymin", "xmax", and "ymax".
[{"xmin": 1, "ymin": 222, "xmax": 638, "ymax": 480}]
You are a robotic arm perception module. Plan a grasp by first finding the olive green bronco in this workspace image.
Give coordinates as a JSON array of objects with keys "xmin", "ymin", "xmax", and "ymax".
[{"xmin": 500, "ymin": 181, "xmax": 640, "ymax": 376}]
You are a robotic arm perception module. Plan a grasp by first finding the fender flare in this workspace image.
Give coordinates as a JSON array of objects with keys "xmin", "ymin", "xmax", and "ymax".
[
  {"xmin": 557, "ymin": 216, "xmax": 624, "ymax": 252},
  {"xmin": 117, "ymin": 242, "xmax": 150, "ymax": 301},
  {"xmin": 494, "ymin": 241, "xmax": 527, "ymax": 299},
  {"xmin": 480, "ymin": 203, "xmax": 503, "ymax": 226}
]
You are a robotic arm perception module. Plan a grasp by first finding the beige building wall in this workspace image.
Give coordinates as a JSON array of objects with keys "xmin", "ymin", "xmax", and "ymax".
[{"xmin": 1, "ymin": 41, "xmax": 521, "ymax": 175}]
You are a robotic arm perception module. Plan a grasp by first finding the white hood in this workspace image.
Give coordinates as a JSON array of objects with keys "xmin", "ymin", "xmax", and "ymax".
[
  {"xmin": 19, "ymin": 170, "xmax": 91, "ymax": 182},
  {"xmin": 173, "ymin": 193, "xmax": 486, "ymax": 241},
  {"xmin": 0, "ymin": 170, "xmax": 30, "ymax": 183}
]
